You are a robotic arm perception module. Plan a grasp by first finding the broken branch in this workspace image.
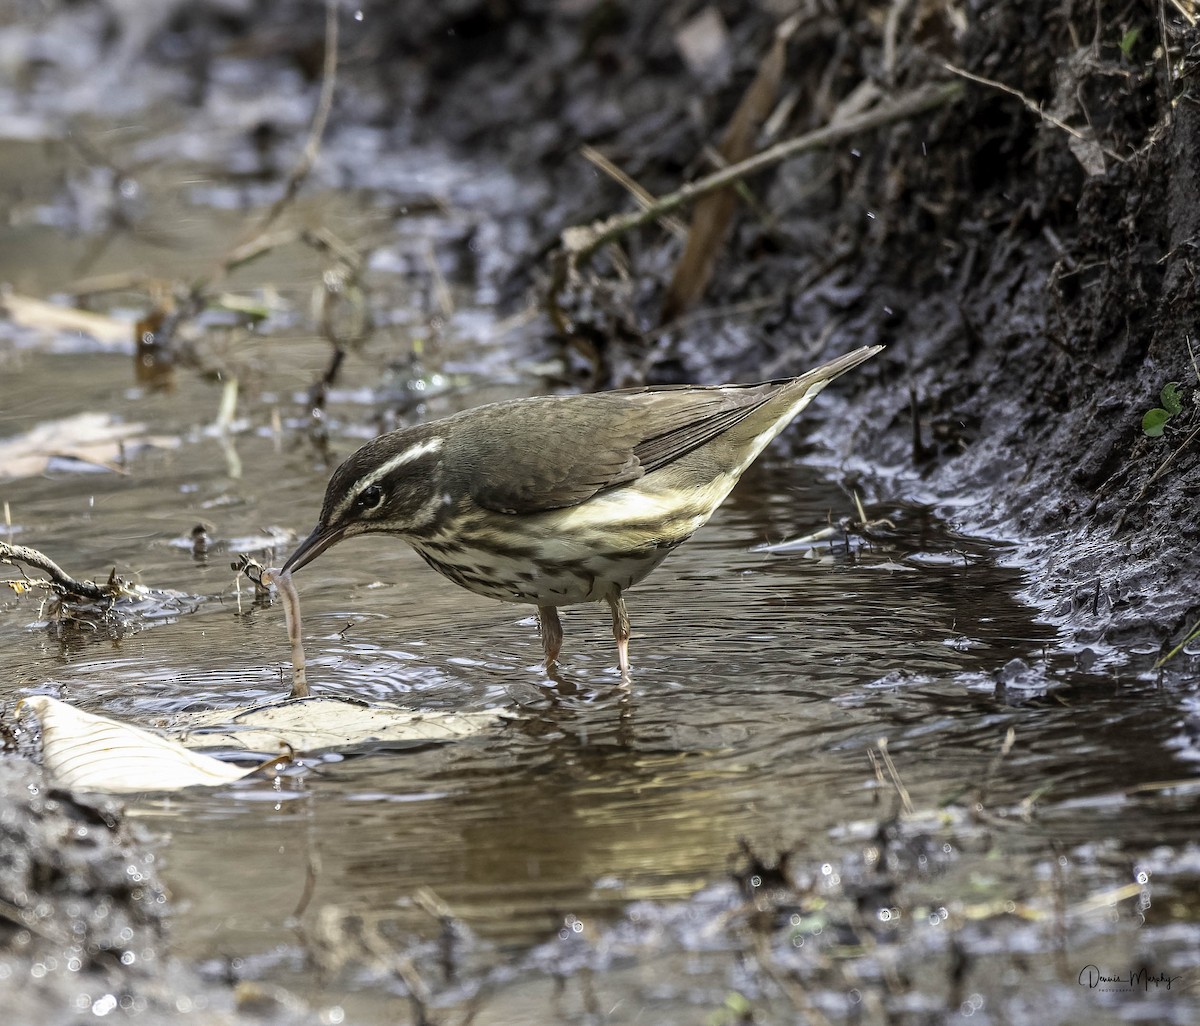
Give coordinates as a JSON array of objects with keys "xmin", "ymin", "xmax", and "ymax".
[{"xmin": 0, "ymin": 542, "xmax": 111, "ymax": 603}]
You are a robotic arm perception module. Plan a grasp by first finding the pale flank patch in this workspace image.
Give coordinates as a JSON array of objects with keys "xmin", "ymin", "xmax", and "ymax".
[{"xmin": 550, "ymin": 479, "xmax": 723, "ymax": 540}]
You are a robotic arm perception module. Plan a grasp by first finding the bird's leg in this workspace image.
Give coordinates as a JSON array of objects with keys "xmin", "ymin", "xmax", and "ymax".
[
  {"xmin": 606, "ymin": 592, "xmax": 631, "ymax": 678},
  {"xmin": 537, "ymin": 605, "xmax": 563, "ymax": 669}
]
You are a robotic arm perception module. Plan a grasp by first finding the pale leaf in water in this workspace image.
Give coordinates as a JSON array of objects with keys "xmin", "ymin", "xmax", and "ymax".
[
  {"xmin": 0, "ymin": 412, "xmax": 179, "ymax": 479},
  {"xmin": 20, "ymin": 695, "xmax": 255, "ymax": 793},
  {"xmin": 1, "ymin": 292, "xmax": 132, "ymax": 349},
  {"xmin": 169, "ymin": 696, "xmax": 504, "ymax": 753}
]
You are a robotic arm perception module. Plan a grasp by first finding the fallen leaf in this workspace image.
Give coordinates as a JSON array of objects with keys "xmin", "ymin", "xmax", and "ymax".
[
  {"xmin": 20, "ymin": 695, "xmax": 255, "ymax": 793},
  {"xmin": 168, "ymin": 696, "xmax": 505, "ymax": 753},
  {"xmin": 0, "ymin": 412, "xmax": 179, "ymax": 479},
  {"xmin": 1, "ymin": 292, "xmax": 132, "ymax": 350}
]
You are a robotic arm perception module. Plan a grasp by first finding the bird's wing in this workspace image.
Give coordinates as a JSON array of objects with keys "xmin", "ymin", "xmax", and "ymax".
[{"xmin": 457, "ymin": 388, "xmax": 775, "ymax": 515}]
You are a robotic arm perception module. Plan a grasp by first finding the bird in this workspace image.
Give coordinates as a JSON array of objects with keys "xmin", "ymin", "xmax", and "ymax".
[{"xmin": 281, "ymin": 345, "xmax": 882, "ymax": 676}]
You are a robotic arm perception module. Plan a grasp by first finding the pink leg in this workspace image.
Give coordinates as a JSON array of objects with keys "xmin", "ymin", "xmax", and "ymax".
[
  {"xmin": 606, "ymin": 592, "xmax": 631, "ymax": 678},
  {"xmin": 538, "ymin": 605, "xmax": 563, "ymax": 669}
]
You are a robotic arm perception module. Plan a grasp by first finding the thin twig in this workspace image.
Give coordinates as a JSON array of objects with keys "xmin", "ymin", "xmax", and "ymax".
[
  {"xmin": 559, "ymin": 81, "xmax": 962, "ymax": 267},
  {"xmin": 1128, "ymin": 421, "xmax": 1200, "ymax": 510},
  {"xmin": 943, "ymin": 62, "xmax": 1126, "ymax": 163}
]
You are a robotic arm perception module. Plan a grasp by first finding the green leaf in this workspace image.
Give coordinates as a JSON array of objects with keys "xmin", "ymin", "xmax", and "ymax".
[
  {"xmin": 1160, "ymin": 381, "xmax": 1183, "ymax": 416},
  {"xmin": 1119, "ymin": 27, "xmax": 1140, "ymax": 58},
  {"xmin": 1143, "ymin": 408, "xmax": 1171, "ymax": 437}
]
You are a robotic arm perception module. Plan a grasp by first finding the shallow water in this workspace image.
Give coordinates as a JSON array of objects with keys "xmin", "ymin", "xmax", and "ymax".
[{"xmin": 3, "ymin": 134, "xmax": 1199, "ymax": 1025}]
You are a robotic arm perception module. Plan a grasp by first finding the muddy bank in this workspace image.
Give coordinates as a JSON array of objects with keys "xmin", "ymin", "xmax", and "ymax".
[{"xmin": 362, "ymin": 0, "xmax": 1199, "ymax": 671}]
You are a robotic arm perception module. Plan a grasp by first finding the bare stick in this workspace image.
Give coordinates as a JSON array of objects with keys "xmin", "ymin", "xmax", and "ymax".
[
  {"xmin": 559, "ymin": 81, "xmax": 962, "ymax": 266},
  {"xmin": 0, "ymin": 542, "xmax": 109, "ymax": 602}
]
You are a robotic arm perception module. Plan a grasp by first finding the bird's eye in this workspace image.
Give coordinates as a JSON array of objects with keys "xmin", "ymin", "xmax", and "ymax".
[{"xmin": 356, "ymin": 485, "xmax": 384, "ymax": 511}]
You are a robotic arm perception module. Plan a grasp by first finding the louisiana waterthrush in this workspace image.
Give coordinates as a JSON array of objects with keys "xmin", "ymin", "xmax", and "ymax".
[{"xmin": 282, "ymin": 345, "xmax": 882, "ymax": 675}]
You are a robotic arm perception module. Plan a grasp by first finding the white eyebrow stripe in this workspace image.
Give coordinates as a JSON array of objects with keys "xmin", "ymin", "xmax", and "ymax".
[{"xmin": 331, "ymin": 436, "xmax": 444, "ymax": 521}]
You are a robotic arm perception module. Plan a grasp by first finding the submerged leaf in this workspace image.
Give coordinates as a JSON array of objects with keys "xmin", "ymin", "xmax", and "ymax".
[
  {"xmin": 20, "ymin": 695, "xmax": 254, "ymax": 793},
  {"xmin": 169, "ymin": 696, "xmax": 504, "ymax": 753}
]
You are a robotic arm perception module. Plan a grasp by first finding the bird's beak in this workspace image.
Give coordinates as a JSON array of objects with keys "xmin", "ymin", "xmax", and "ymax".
[{"xmin": 281, "ymin": 523, "xmax": 345, "ymax": 574}]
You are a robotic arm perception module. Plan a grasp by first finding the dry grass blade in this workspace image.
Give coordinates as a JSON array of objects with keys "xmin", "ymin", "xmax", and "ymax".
[
  {"xmin": 661, "ymin": 18, "xmax": 794, "ymax": 323},
  {"xmin": 580, "ymin": 145, "xmax": 687, "ymax": 239}
]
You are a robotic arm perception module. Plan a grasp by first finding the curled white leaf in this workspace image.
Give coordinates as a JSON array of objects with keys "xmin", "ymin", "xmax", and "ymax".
[{"xmin": 20, "ymin": 695, "xmax": 254, "ymax": 793}]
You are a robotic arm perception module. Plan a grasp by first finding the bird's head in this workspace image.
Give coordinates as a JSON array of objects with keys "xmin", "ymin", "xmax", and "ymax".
[{"xmin": 282, "ymin": 429, "xmax": 448, "ymax": 574}]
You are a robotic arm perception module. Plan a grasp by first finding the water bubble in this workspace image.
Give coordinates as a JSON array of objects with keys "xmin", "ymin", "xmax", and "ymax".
[{"xmin": 92, "ymin": 994, "xmax": 118, "ymax": 1016}]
